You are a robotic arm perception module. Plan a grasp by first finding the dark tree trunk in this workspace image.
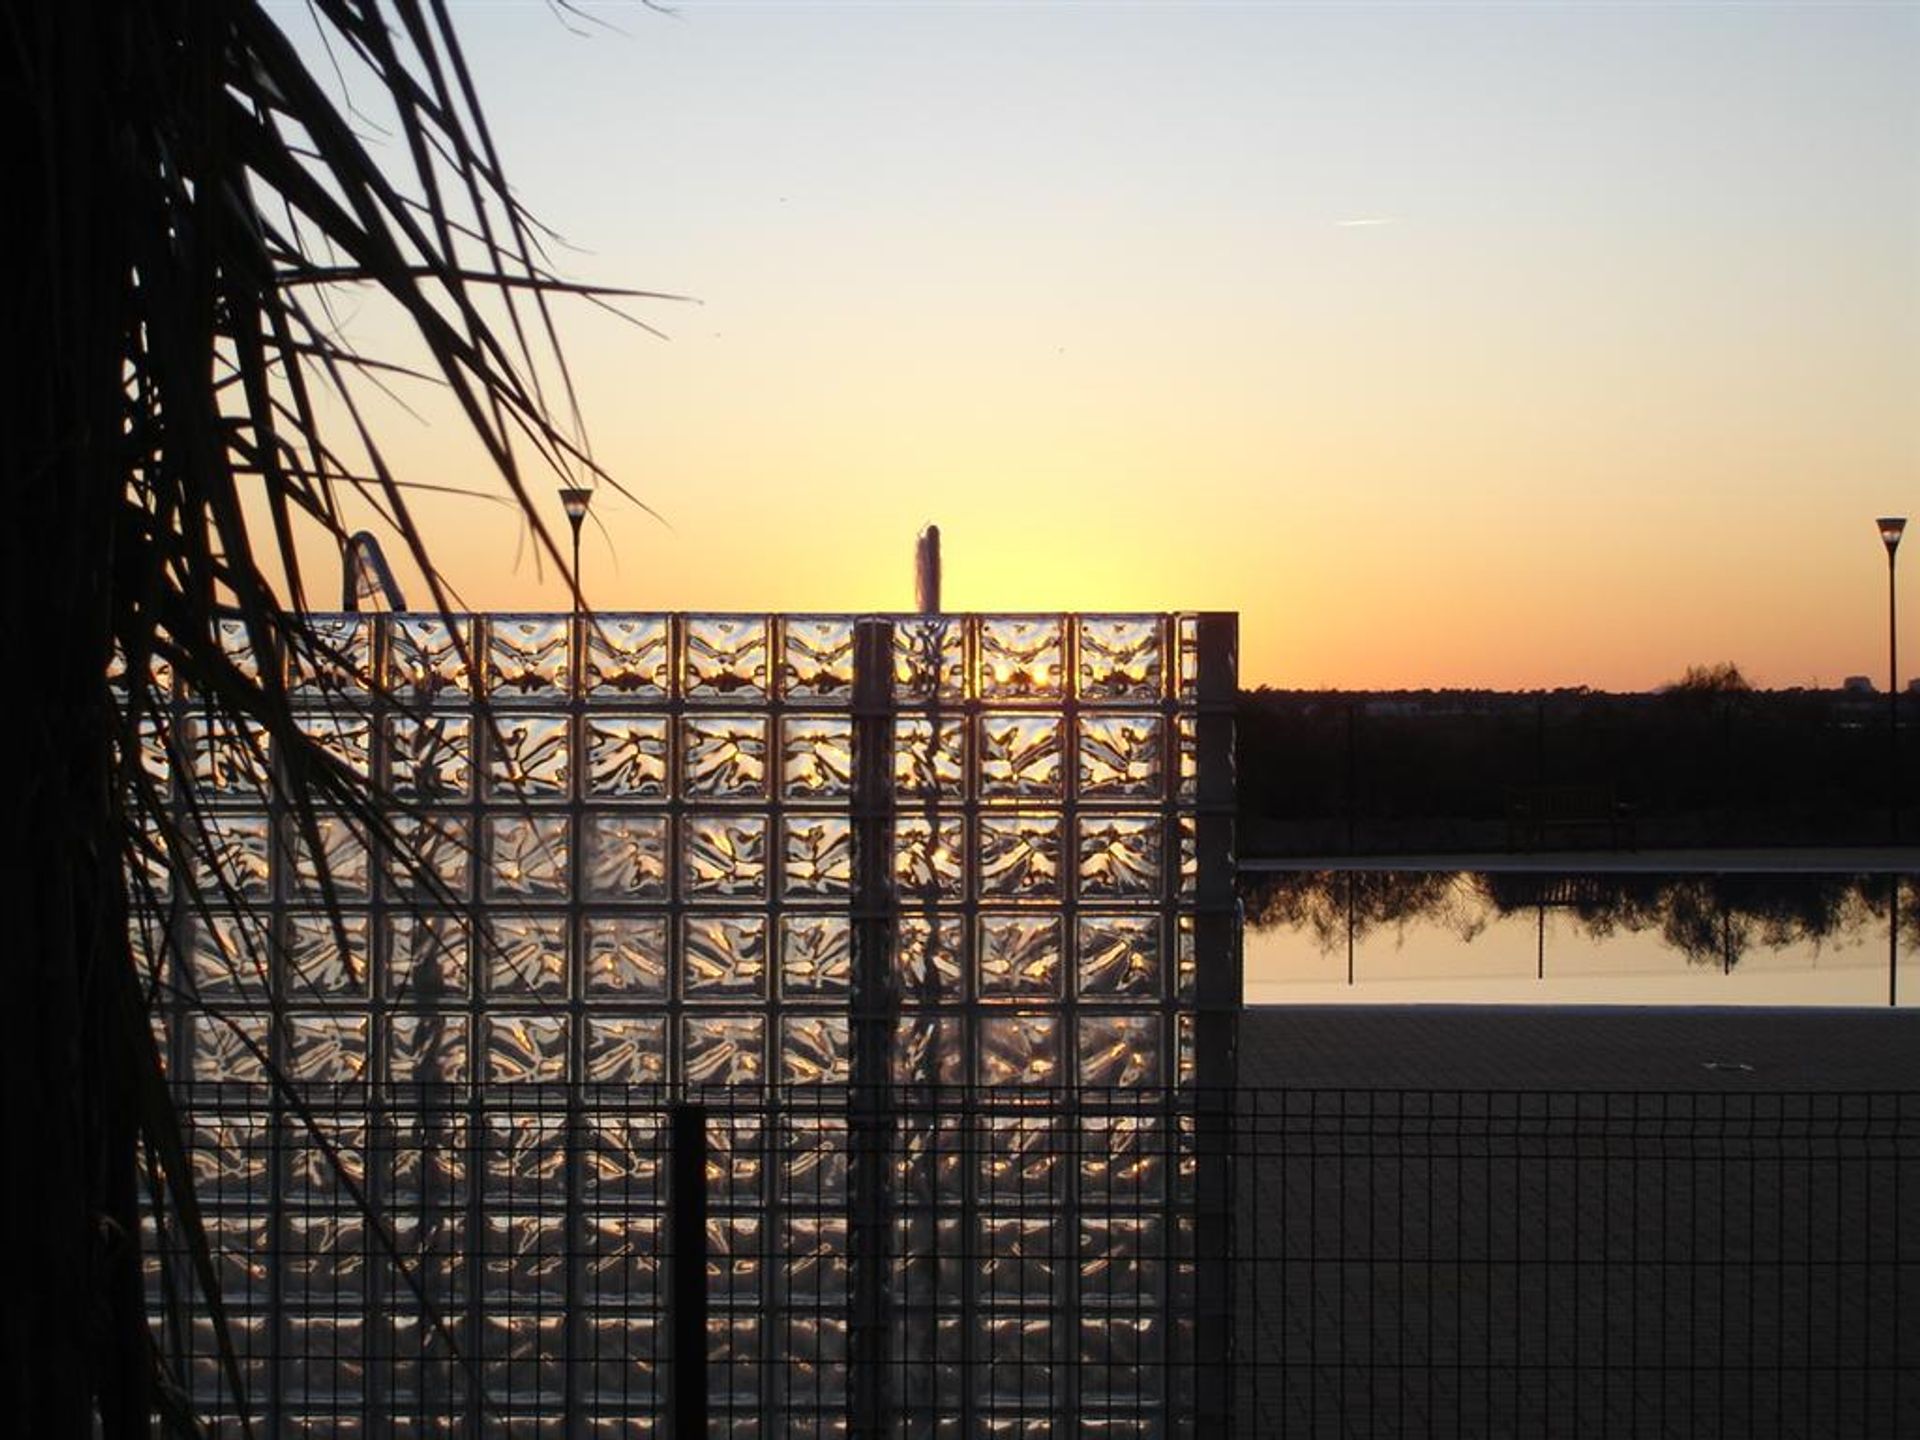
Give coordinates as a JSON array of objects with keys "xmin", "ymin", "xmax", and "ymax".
[{"xmin": 2, "ymin": 1, "xmax": 148, "ymax": 1433}]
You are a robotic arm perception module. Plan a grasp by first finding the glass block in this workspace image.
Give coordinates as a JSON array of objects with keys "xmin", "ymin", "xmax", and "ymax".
[
  {"xmin": 1176, "ymin": 913, "xmax": 1195, "ymax": 1002},
  {"xmin": 584, "ymin": 714, "xmax": 669, "ymax": 799},
  {"xmin": 1080, "ymin": 1116, "xmax": 1166, "ymax": 1206},
  {"xmin": 216, "ymin": 615, "xmax": 261, "ymax": 681},
  {"xmin": 978, "ymin": 1013, "xmax": 1061, "ymax": 1087},
  {"xmin": 1077, "ymin": 915, "xmax": 1161, "ymax": 998},
  {"xmin": 582, "ymin": 914, "xmax": 669, "ymax": 998},
  {"xmin": 978, "ymin": 915, "xmax": 1063, "ymax": 1000},
  {"xmin": 683, "ymin": 1014, "xmax": 765, "ymax": 1086},
  {"xmin": 486, "ymin": 815, "xmax": 569, "ymax": 899},
  {"xmin": 782, "ymin": 716, "xmax": 853, "ymax": 799},
  {"xmin": 189, "ymin": 1013, "xmax": 269, "ymax": 1084},
  {"xmin": 582, "ymin": 614, "xmax": 671, "ymax": 697},
  {"xmin": 285, "ymin": 912, "xmax": 369, "ymax": 996},
  {"xmin": 487, "ymin": 713, "xmax": 570, "ymax": 800},
  {"xmin": 983, "ymin": 1216, "xmax": 1062, "ymax": 1304},
  {"xmin": 895, "ymin": 814, "xmax": 965, "ymax": 901},
  {"xmin": 132, "ymin": 714, "xmax": 170, "ymax": 790},
  {"xmin": 184, "ymin": 712, "xmax": 270, "ymax": 797},
  {"xmin": 386, "ymin": 813, "xmax": 472, "ymax": 899},
  {"xmin": 583, "ymin": 813, "xmax": 669, "ymax": 900},
  {"xmin": 287, "ymin": 1013, "xmax": 370, "ymax": 1082},
  {"xmin": 293, "ymin": 712, "xmax": 371, "ymax": 784},
  {"xmin": 788, "ymin": 1216, "xmax": 852, "ymax": 1303},
  {"xmin": 684, "ymin": 814, "xmax": 768, "ymax": 900},
  {"xmin": 485, "ymin": 1015, "xmax": 570, "ymax": 1083},
  {"xmin": 1176, "ymin": 1013, "xmax": 1194, "ymax": 1086},
  {"xmin": 480, "ymin": 1312, "xmax": 565, "ymax": 1400},
  {"xmin": 894, "ymin": 716, "xmax": 964, "ymax": 798},
  {"xmin": 781, "ymin": 1014, "xmax": 850, "ymax": 1084},
  {"xmin": 893, "ymin": 1014, "xmax": 964, "ymax": 1085},
  {"xmin": 584, "ymin": 1215, "xmax": 662, "ymax": 1304},
  {"xmin": 683, "ymin": 915, "xmax": 768, "ymax": 1000},
  {"xmin": 783, "ymin": 815, "xmax": 851, "ymax": 898},
  {"xmin": 781, "ymin": 616, "xmax": 856, "ymax": 701},
  {"xmin": 188, "ymin": 1114, "xmax": 272, "ymax": 1196},
  {"xmin": 583, "ymin": 1118, "xmax": 663, "ymax": 1203},
  {"xmin": 187, "ymin": 911, "xmax": 272, "ymax": 997},
  {"xmin": 1078, "ymin": 616, "xmax": 1164, "ymax": 701},
  {"xmin": 684, "ymin": 615, "xmax": 768, "ymax": 699},
  {"xmin": 782, "ymin": 1116, "xmax": 848, "ymax": 1203},
  {"xmin": 486, "ymin": 615, "xmax": 569, "ymax": 699},
  {"xmin": 894, "ymin": 915, "xmax": 965, "ymax": 1002},
  {"xmin": 584, "ymin": 1016, "xmax": 668, "ymax": 1083},
  {"xmin": 1078, "ymin": 1013, "xmax": 1162, "ymax": 1088},
  {"xmin": 483, "ymin": 1111, "xmax": 568, "ymax": 1192},
  {"xmin": 189, "ymin": 813, "xmax": 272, "ymax": 899},
  {"xmin": 682, "ymin": 714, "xmax": 767, "ymax": 799},
  {"xmin": 389, "ymin": 1015, "xmax": 469, "ymax": 1083},
  {"xmin": 389, "ymin": 713, "xmax": 471, "ymax": 801},
  {"xmin": 979, "ymin": 616, "xmax": 1064, "ymax": 700},
  {"xmin": 893, "ymin": 617, "xmax": 964, "ymax": 702},
  {"xmin": 1077, "ymin": 1315, "xmax": 1163, "ymax": 1400},
  {"xmin": 1176, "ymin": 712, "xmax": 1198, "ymax": 802},
  {"xmin": 780, "ymin": 914, "xmax": 851, "ymax": 997},
  {"xmin": 392, "ymin": 616, "xmax": 470, "ymax": 700},
  {"xmin": 386, "ymin": 913, "xmax": 470, "ymax": 1000},
  {"xmin": 484, "ymin": 914, "xmax": 569, "ymax": 996},
  {"xmin": 981, "ymin": 1318, "xmax": 1055, "ymax": 1401},
  {"xmin": 288, "ymin": 615, "xmax": 373, "ymax": 696},
  {"xmin": 481, "ymin": 1214, "xmax": 567, "ymax": 1303},
  {"xmin": 1078, "ymin": 714, "xmax": 1164, "ymax": 800},
  {"xmin": 978, "ymin": 714, "xmax": 1063, "ymax": 801},
  {"xmin": 1177, "ymin": 814, "xmax": 1196, "ymax": 900},
  {"xmin": 1177, "ymin": 614, "xmax": 1200, "ymax": 705},
  {"xmin": 979, "ymin": 813, "xmax": 1062, "ymax": 899},
  {"xmin": 289, "ymin": 814, "xmax": 370, "ymax": 899},
  {"xmin": 1078, "ymin": 815, "xmax": 1163, "ymax": 899}
]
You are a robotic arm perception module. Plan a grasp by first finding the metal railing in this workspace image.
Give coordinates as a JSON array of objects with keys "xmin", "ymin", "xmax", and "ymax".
[{"xmin": 146, "ymin": 1084, "xmax": 1919, "ymax": 1437}]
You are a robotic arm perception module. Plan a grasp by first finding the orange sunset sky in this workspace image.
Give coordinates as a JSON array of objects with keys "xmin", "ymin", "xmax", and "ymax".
[{"xmin": 267, "ymin": 1, "xmax": 1918, "ymax": 692}]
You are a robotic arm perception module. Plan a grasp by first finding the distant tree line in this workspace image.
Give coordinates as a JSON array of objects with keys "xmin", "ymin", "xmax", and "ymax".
[{"xmin": 1238, "ymin": 684, "xmax": 1914, "ymax": 855}]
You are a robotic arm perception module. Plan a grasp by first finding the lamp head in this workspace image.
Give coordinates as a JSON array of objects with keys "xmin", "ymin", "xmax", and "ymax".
[
  {"xmin": 1879, "ymin": 516, "xmax": 1907, "ymax": 555},
  {"xmin": 559, "ymin": 486, "xmax": 593, "ymax": 526}
]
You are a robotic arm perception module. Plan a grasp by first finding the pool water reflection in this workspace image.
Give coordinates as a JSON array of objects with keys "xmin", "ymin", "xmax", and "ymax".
[{"xmin": 1240, "ymin": 871, "xmax": 1918, "ymax": 1006}]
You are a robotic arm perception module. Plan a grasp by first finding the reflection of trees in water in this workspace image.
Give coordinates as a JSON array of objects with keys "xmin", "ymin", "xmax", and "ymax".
[{"xmin": 1240, "ymin": 871, "xmax": 1912, "ymax": 970}]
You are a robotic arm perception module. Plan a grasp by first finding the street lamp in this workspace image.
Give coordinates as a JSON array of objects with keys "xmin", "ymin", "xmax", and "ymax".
[{"xmin": 559, "ymin": 485, "xmax": 593, "ymax": 613}]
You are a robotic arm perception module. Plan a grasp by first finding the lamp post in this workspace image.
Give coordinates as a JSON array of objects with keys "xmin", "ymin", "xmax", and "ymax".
[
  {"xmin": 559, "ymin": 486, "xmax": 593, "ymax": 613},
  {"xmin": 1878, "ymin": 517, "xmax": 1905, "ymax": 844}
]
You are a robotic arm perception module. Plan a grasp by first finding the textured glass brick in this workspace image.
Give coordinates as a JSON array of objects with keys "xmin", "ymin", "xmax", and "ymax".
[
  {"xmin": 188, "ymin": 1114, "xmax": 272, "ymax": 1196},
  {"xmin": 295, "ymin": 712, "xmax": 371, "ymax": 782},
  {"xmin": 286, "ymin": 1013, "xmax": 369, "ymax": 1082},
  {"xmin": 288, "ymin": 615, "xmax": 373, "ymax": 696},
  {"xmin": 189, "ymin": 1013, "xmax": 269, "ymax": 1083},
  {"xmin": 781, "ymin": 716, "xmax": 853, "ymax": 799},
  {"xmin": 1177, "ymin": 614, "xmax": 1200, "ymax": 704},
  {"xmin": 895, "ymin": 814, "xmax": 965, "ymax": 901},
  {"xmin": 781, "ymin": 1014, "xmax": 850, "ymax": 1084},
  {"xmin": 1176, "ymin": 711, "xmax": 1198, "ymax": 802},
  {"xmin": 1077, "ymin": 1315, "xmax": 1163, "ymax": 1400},
  {"xmin": 782, "ymin": 815, "xmax": 851, "ymax": 898},
  {"xmin": 483, "ymin": 1111, "xmax": 568, "ymax": 1191},
  {"xmin": 583, "ymin": 1116, "xmax": 662, "ymax": 1203},
  {"xmin": 584, "ymin": 713, "xmax": 669, "ymax": 799},
  {"xmin": 979, "ymin": 813, "xmax": 1062, "ymax": 899},
  {"xmin": 484, "ymin": 914, "xmax": 569, "ymax": 996},
  {"xmin": 1080, "ymin": 1116, "xmax": 1166, "ymax": 1205},
  {"xmin": 781, "ymin": 616, "xmax": 856, "ymax": 701},
  {"xmin": 982, "ymin": 1117, "xmax": 1064, "ymax": 1203},
  {"xmin": 582, "ymin": 914, "xmax": 669, "ymax": 998},
  {"xmin": 285, "ymin": 912, "xmax": 369, "ymax": 996},
  {"xmin": 683, "ymin": 1014, "xmax": 765, "ymax": 1086},
  {"xmin": 780, "ymin": 914, "xmax": 851, "ymax": 997},
  {"xmin": 684, "ymin": 814, "xmax": 768, "ymax": 901},
  {"xmin": 388, "ymin": 713, "xmax": 471, "ymax": 801},
  {"xmin": 584, "ymin": 1016, "xmax": 668, "ymax": 1083},
  {"xmin": 983, "ymin": 1216, "xmax": 1062, "ymax": 1303},
  {"xmin": 685, "ymin": 615, "xmax": 767, "ymax": 699},
  {"xmin": 893, "ymin": 617, "xmax": 964, "ymax": 702},
  {"xmin": 583, "ymin": 813, "xmax": 668, "ymax": 900},
  {"xmin": 782, "ymin": 1116, "xmax": 848, "ymax": 1203},
  {"xmin": 187, "ymin": 911, "xmax": 272, "ymax": 997},
  {"xmin": 392, "ymin": 616, "xmax": 470, "ymax": 700},
  {"xmin": 388, "ymin": 1118, "xmax": 470, "ymax": 1202},
  {"xmin": 289, "ymin": 814, "xmax": 370, "ymax": 899},
  {"xmin": 1078, "ymin": 814, "xmax": 1163, "ymax": 899},
  {"xmin": 978, "ymin": 915, "xmax": 1063, "ymax": 1000},
  {"xmin": 979, "ymin": 714, "xmax": 1063, "ymax": 800},
  {"xmin": 189, "ymin": 812, "xmax": 273, "ymax": 899},
  {"xmin": 979, "ymin": 616, "xmax": 1064, "ymax": 700},
  {"xmin": 582, "ymin": 614, "xmax": 671, "ymax": 697},
  {"xmin": 1078, "ymin": 1013, "xmax": 1161, "ymax": 1088},
  {"xmin": 486, "ymin": 815, "xmax": 569, "ymax": 899},
  {"xmin": 1176, "ymin": 814, "xmax": 1197, "ymax": 900},
  {"xmin": 482, "ymin": 1214, "xmax": 567, "ymax": 1302},
  {"xmin": 487, "ymin": 713, "xmax": 570, "ymax": 800},
  {"xmin": 185, "ymin": 712, "xmax": 270, "ymax": 797},
  {"xmin": 788, "ymin": 1216, "xmax": 852, "ymax": 1303},
  {"xmin": 386, "ymin": 913, "xmax": 470, "ymax": 1000},
  {"xmin": 216, "ymin": 615, "xmax": 261, "ymax": 681},
  {"xmin": 386, "ymin": 813, "xmax": 472, "ymax": 899},
  {"xmin": 1175, "ymin": 913, "xmax": 1195, "ymax": 1002},
  {"xmin": 480, "ymin": 1312, "xmax": 565, "ymax": 1400},
  {"xmin": 486, "ymin": 615, "xmax": 570, "ymax": 699},
  {"xmin": 982, "ymin": 1318, "xmax": 1055, "ymax": 1401},
  {"xmin": 894, "ymin": 915, "xmax": 965, "ymax": 1002},
  {"xmin": 978, "ymin": 1013, "xmax": 1061, "ymax": 1087},
  {"xmin": 584, "ymin": 1215, "xmax": 662, "ymax": 1303},
  {"xmin": 388, "ymin": 1015, "xmax": 470, "ymax": 1083},
  {"xmin": 683, "ymin": 914, "xmax": 768, "ymax": 1000},
  {"xmin": 484, "ymin": 1016, "xmax": 570, "ymax": 1083},
  {"xmin": 1078, "ymin": 616, "xmax": 1164, "ymax": 701},
  {"xmin": 682, "ymin": 714, "xmax": 767, "ymax": 799},
  {"xmin": 1077, "ymin": 915, "xmax": 1161, "ymax": 998},
  {"xmin": 893, "ymin": 715, "xmax": 964, "ymax": 798},
  {"xmin": 1078, "ymin": 714, "xmax": 1164, "ymax": 800}
]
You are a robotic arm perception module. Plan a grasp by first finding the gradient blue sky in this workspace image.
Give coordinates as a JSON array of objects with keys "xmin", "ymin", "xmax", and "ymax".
[{"xmin": 278, "ymin": 1, "xmax": 1919, "ymax": 689}]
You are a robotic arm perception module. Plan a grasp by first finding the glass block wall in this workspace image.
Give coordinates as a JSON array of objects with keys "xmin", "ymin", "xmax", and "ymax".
[{"xmin": 137, "ymin": 611, "xmax": 1238, "ymax": 1436}]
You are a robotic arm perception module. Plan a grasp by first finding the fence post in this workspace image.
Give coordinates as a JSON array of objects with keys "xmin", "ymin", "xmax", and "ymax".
[{"xmin": 669, "ymin": 1101, "xmax": 709, "ymax": 1440}]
